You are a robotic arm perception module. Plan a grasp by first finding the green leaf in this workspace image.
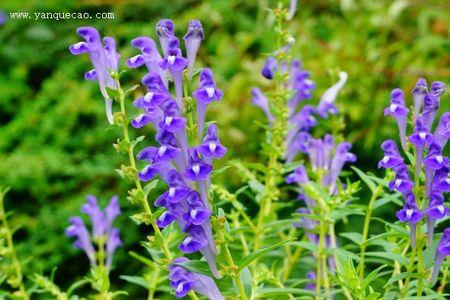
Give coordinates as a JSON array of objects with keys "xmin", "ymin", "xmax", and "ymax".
[
  {"xmin": 131, "ymin": 135, "xmax": 145, "ymax": 148},
  {"xmin": 119, "ymin": 275, "xmax": 148, "ymax": 289},
  {"xmin": 211, "ymin": 165, "xmax": 231, "ymax": 177},
  {"xmin": 241, "ymin": 267, "xmax": 252, "ymax": 299},
  {"xmin": 361, "ymin": 265, "xmax": 386, "ymax": 290},
  {"xmin": 351, "ymin": 166, "xmax": 376, "ymax": 192},
  {"xmin": 364, "ymin": 251, "xmax": 408, "ymax": 265},
  {"xmin": 125, "ymin": 84, "xmax": 140, "ymax": 95},
  {"xmin": 237, "ymin": 239, "xmax": 293, "ymax": 270},
  {"xmin": 176, "ymin": 260, "xmax": 215, "ymax": 278},
  {"xmin": 143, "ymin": 180, "xmax": 159, "ymax": 198},
  {"xmin": 105, "ymin": 87, "xmax": 120, "ymax": 100},
  {"xmin": 340, "ymin": 232, "xmax": 363, "ymax": 244}
]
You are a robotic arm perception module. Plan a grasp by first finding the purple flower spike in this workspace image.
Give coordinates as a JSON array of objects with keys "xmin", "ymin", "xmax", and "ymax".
[
  {"xmin": 431, "ymin": 228, "xmax": 450, "ymax": 284},
  {"xmin": 384, "ymin": 88, "xmax": 409, "ymax": 149},
  {"xmin": 197, "ymin": 125, "xmax": 227, "ymax": 159},
  {"xmin": 423, "ymin": 94, "xmax": 440, "ymax": 130},
  {"xmin": 105, "ymin": 196, "xmax": 120, "ymax": 227},
  {"xmin": 411, "ymin": 78, "xmax": 428, "ymax": 120},
  {"xmin": 251, "ymin": 88, "xmax": 274, "ymax": 124},
  {"xmin": 286, "ymin": 165, "xmax": 309, "ymax": 184},
  {"xmin": 156, "ymin": 19, "xmax": 174, "ymax": 56},
  {"xmin": 183, "ymin": 149, "xmax": 212, "ymax": 181},
  {"xmin": 316, "ymin": 72, "xmax": 347, "ymax": 118},
  {"xmin": 106, "ymin": 228, "xmax": 122, "ymax": 269},
  {"xmin": 261, "ymin": 57, "xmax": 278, "ymax": 80},
  {"xmin": 66, "ymin": 217, "xmax": 96, "ymax": 265},
  {"xmin": 434, "ymin": 113, "xmax": 450, "ymax": 148},
  {"xmin": 183, "ymin": 20, "xmax": 204, "ymax": 79},
  {"xmin": 424, "ymin": 143, "xmax": 447, "ymax": 195}
]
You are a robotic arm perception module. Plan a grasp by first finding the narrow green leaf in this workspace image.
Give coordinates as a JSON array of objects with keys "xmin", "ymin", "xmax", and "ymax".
[
  {"xmin": 340, "ymin": 232, "xmax": 363, "ymax": 244},
  {"xmin": 143, "ymin": 180, "xmax": 159, "ymax": 198},
  {"xmin": 241, "ymin": 267, "xmax": 252, "ymax": 299},
  {"xmin": 351, "ymin": 166, "xmax": 376, "ymax": 191},
  {"xmin": 237, "ymin": 239, "xmax": 293, "ymax": 270},
  {"xmin": 176, "ymin": 260, "xmax": 215, "ymax": 277},
  {"xmin": 361, "ymin": 265, "xmax": 387, "ymax": 290},
  {"xmin": 119, "ymin": 275, "xmax": 148, "ymax": 289},
  {"xmin": 364, "ymin": 251, "xmax": 408, "ymax": 265}
]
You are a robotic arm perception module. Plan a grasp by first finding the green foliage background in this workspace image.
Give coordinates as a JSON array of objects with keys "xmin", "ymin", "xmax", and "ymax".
[{"xmin": 0, "ymin": 0, "xmax": 449, "ymax": 297}]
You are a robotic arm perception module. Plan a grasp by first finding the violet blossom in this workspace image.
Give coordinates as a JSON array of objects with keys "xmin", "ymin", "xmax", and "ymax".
[
  {"xmin": 69, "ymin": 27, "xmax": 120, "ymax": 124},
  {"xmin": 66, "ymin": 195, "xmax": 122, "ymax": 270}
]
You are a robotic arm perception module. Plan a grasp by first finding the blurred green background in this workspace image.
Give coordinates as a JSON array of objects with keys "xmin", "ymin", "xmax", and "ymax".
[{"xmin": 0, "ymin": 0, "xmax": 449, "ymax": 297}]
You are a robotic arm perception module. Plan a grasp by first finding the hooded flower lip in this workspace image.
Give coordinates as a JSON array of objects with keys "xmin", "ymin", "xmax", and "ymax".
[
  {"xmin": 142, "ymin": 72, "xmax": 170, "ymax": 94},
  {"xmin": 396, "ymin": 193, "xmax": 423, "ymax": 224},
  {"xmin": 159, "ymin": 44, "xmax": 189, "ymax": 71},
  {"xmin": 316, "ymin": 71, "xmax": 348, "ymax": 118},
  {"xmin": 156, "ymin": 19, "xmax": 174, "ymax": 56},
  {"xmin": 261, "ymin": 57, "xmax": 278, "ymax": 80},
  {"xmin": 159, "ymin": 114, "xmax": 187, "ymax": 133},
  {"xmin": 408, "ymin": 116, "xmax": 434, "ymax": 147},
  {"xmin": 430, "ymin": 81, "xmax": 446, "ymax": 97},
  {"xmin": 412, "ymin": 77, "xmax": 428, "ymax": 118},
  {"xmin": 427, "ymin": 193, "xmax": 450, "ymax": 220},
  {"xmin": 137, "ymin": 145, "xmax": 181, "ymax": 163},
  {"xmin": 389, "ymin": 164, "xmax": 413, "ymax": 193},
  {"xmin": 179, "ymin": 236, "xmax": 206, "ymax": 253},
  {"xmin": 197, "ymin": 124, "xmax": 227, "ymax": 159},
  {"xmin": 384, "ymin": 88, "xmax": 409, "ymax": 149},
  {"xmin": 423, "ymin": 94, "xmax": 440, "ymax": 129},
  {"xmin": 156, "ymin": 211, "xmax": 178, "ymax": 228}
]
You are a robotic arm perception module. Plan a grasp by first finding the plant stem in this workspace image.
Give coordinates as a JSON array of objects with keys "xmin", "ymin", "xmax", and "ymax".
[
  {"xmin": 417, "ymin": 226, "xmax": 424, "ymax": 296},
  {"xmin": 0, "ymin": 189, "xmax": 28, "ymax": 300},
  {"xmin": 223, "ymin": 244, "xmax": 249, "ymax": 300},
  {"xmin": 114, "ymin": 81, "xmax": 199, "ymax": 300},
  {"xmin": 359, "ymin": 185, "xmax": 383, "ymax": 279}
]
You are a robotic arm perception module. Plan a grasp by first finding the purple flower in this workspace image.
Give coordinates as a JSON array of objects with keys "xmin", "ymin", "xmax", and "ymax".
[
  {"xmin": 156, "ymin": 19, "xmax": 174, "ymax": 56},
  {"xmin": 197, "ymin": 125, "xmax": 227, "ymax": 159},
  {"xmin": 384, "ymin": 88, "xmax": 409, "ymax": 149},
  {"xmin": 169, "ymin": 258, "xmax": 224, "ymax": 299},
  {"xmin": 137, "ymin": 145, "xmax": 181, "ymax": 162},
  {"xmin": 426, "ymin": 191, "xmax": 450, "ymax": 245},
  {"xmin": 251, "ymin": 88, "xmax": 274, "ymax": 124},
  {"xmin": 431, "ymin": 81, "xmax": 446, "ymax": 97},
  {"xmin": 193, "ymin": 68, "xmax": 223, "ymax": 138},
  {"xmin": 423, "ymin": 94, "xmax": 440, "ymax": 130},
  {"xmin": 127, "ymin": 37, "xmax": 166, "ymax": 84},
  {"xmin": 106, "ymin": 228, "xmax": 122, "ymax": 269},
  {"xmin": 411, "ymin": 78, "xmax": 427, "ymax": 120},
  {"xmin": 261, "ymin": 57, "xmax": 278, "ymax": 80},
  {"xmin": 431, "ymin": 228, "xmax": 450, "ymax": 284},
  {"xmin": 159, "ymin": 37, "xmax": 188, "ymax": 111},
  {"xmin": 66, "ymin": 195, "xmax": 121, "ymax": 270},
  {"xmin": 156, "ymin": 211, "xmax": 179, "ymax": 228},
  {"xmin": 287, "ymin": 0, "xmax": 297, "ymax": 20},
  {"xmin": 65, "ymin": 217, "xmax": 96, "ymax": 265},
  {"xmin": 378, "ymin": 140, "xmax": 404, "ymax": 169},
  {"xmin": 409, "ymin": 116, "xmax": 434, "ymax": 177},
  {"xmin": 396, "ymin": 193, "xmax": 423, "ymax": 248},
  {"xmin": 316, "ymin": 72, "xmax": 347, "ymax": 118},
  {"xmin": 70, "ymin": 27, "xmax": 120, "ymax": 124},
  {"xmin": 287, "ymin": 61, "xmax": 315, "ymax": 112},
  {"xmin": 286, "ymin": 165, "xmax": 309, "ymax": 184},
  {"xmin": 424, "ymin": 143, "xmax": 448, "ymax": 195},
  {"xmin": 434, "ymin": 113, "xmax": 450, "ymax": 148},
  {"xmin": 389, "ymin": 164, "xmax": 413, "ymax": 194},
  {"xmin": 184, "ymin": 20, "xmax": 204, "ymax": 78},
  {"xmin": 183, "ymin": 149, "xmax": 212, "ymax": 181},
  {"xmin": 327, "ymin": 142, "xmax": 356, "ymax": 194}
]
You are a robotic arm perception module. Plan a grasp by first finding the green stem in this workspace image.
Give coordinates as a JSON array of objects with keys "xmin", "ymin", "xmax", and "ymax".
[
  {"xmin": 0, "ymin": 189, "xmax": 28, "ymax": 300},
  {"xmin": 359, "ymin": 185, "xmax": 383, "ymax": 279},
  {"xmin": 417, "ymin": 226, "xmax": 424, "ymax": 296},
  {"xmin": 223, "ymin": 244, "xmax": 249, "ymax": 300}
]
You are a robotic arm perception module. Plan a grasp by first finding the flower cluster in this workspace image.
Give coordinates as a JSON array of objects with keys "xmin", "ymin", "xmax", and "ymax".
[
  {"xmin": 379, "ymin": 79, "xmax": 449, "ymax": 275},
  {"xmin": 65, "ymin": 195, "xmax": 122, "ymax": 270},
  {"xmin": 378, "ymin": 78, "xmax": 450, "ymax": 282},
  {"xmin": 169, "ymin": 258, "xmax": 224, "ymax": 299},
  {"xmin": 69, "ymin": 27, "xmax": 120, "ymax": 124},
  {"xmin": 252, "ymin": 57, "xmax": 348, "ymax": 163},
  {"xmin": 127, "ymin": 19, "xmax": 226, "ymax": 285}
]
